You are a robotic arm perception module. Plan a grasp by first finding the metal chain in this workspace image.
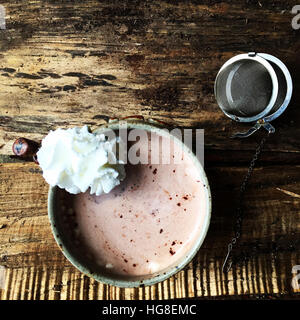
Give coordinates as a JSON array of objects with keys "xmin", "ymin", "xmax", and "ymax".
[{"xmin": 222, "ymin": 132, "xmax": 270, "ymax": 273}]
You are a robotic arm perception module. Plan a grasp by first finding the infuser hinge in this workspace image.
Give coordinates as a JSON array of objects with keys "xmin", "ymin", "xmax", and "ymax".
[{"xmin": 231, "ymin": 120, "xmax": 275, "ymax": 138}]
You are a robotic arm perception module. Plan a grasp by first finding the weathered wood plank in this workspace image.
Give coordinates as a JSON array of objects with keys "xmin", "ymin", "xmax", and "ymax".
[{"xmin": 0, "ymin": 1, "xmax": 299, "ymax": 163}]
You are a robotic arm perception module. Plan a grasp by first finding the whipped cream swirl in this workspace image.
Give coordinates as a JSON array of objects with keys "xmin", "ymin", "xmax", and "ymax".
[{"xmin": 37, "ymin": 126, "xmax": 125, "ymax": 196}]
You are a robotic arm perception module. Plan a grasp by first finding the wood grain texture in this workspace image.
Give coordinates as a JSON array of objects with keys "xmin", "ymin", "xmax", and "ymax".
[{"xmin": 0, "ymin": 0, "xmax": 299, "ymax": 299}]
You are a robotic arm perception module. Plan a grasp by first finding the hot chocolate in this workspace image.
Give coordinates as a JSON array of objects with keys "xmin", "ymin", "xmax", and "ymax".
[{"xmin": 55, "ymin": 129, "xmax": 209, "ymax": 278}]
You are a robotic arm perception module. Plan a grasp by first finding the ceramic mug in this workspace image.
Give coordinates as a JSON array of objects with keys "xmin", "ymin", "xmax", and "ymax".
[{"xmin": 48, "ymin": 117, "xmax": 212, "ymax": 288}]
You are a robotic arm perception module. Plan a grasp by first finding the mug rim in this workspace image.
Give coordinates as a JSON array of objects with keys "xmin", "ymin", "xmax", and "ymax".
[{"xmin": 48, "ymin": 120, "xmax": 212, "ymax": 288}]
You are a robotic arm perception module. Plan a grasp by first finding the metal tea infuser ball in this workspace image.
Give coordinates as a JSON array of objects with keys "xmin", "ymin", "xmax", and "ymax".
[{"xmin": 214, "ymin": 52, "xmax": 293, "ymax": 272}]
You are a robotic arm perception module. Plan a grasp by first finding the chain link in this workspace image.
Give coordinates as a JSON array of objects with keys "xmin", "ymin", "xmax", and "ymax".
[{"xmin": 222, "ymin": 132, "xmax": 270, "ymax": 273}]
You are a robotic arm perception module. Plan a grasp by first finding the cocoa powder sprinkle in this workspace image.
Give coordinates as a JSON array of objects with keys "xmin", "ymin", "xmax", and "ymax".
[{"xmin": 169, "ymin": 248, "xmax": 176, "ymax": 255}]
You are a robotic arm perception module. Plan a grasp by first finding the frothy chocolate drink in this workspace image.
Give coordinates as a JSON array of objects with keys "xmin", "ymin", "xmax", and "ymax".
[{"xmin": 55, "ymin": 129, "xmax": 208, "ymax": 278}]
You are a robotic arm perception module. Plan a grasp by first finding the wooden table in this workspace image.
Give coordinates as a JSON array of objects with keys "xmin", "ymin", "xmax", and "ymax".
[{"xmin": 0, "ymin": 0, "xmax": 299, "ymax": 300}]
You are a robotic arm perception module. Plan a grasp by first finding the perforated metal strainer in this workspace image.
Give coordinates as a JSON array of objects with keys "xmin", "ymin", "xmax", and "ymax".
[{"xmin": 215, "ymin": 52, "xmax": 293, "ymax": 137}]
